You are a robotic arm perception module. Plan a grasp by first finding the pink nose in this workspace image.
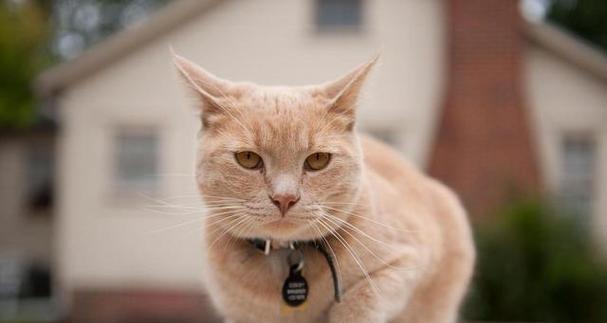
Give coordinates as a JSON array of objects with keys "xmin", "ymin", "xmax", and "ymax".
[{"xmin": 270, "ymin": 193, "xmax": 300, "ymax": 216}]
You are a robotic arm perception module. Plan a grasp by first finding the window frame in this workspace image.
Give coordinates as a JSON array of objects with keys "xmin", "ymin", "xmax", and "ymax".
[
  {"xmin": 24, "ymin": 137, "xmax": 55, "ymax": 214},
  {"xmin": 314, "ymin": 0, "xmax": 365, "ymax": 33},
  {"xmin": 557, "ymin": 132, "xmax": 597, "ymax": 220},
  {"xmin": 111, "ymin": 125, "xmax": 162, "ymax": 200}
]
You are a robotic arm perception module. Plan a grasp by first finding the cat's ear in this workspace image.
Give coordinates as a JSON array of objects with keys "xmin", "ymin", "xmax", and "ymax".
[
  {"xmin": 172, "ymin": 52, "xmax": 234, "ymax": 128},
  {"xmin": 318, "ymin": 55, "xmax": 379, "ymax": 127}
]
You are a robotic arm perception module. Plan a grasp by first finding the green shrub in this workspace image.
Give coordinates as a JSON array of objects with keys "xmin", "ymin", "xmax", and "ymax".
[{"xmin": 464, "ymin": 200, "xmax": 607, "ymax": 323}]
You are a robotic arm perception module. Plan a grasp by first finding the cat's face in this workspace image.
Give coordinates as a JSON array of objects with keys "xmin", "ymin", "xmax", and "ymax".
[{"xmin": 174, "ymin": 54, "xmax": 376, "ymax": 241}]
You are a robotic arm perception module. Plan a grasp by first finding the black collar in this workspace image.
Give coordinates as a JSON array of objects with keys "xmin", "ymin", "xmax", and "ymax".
[{"xmin": 247, "ymin": 238, "xmax": 342, "ymax": 302}]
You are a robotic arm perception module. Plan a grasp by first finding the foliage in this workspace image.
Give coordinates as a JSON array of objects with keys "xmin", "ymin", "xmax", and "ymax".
[
  {"xmin": 0, "ymin": 0, "xmax": 170, "ymax": 129},
  {"xmin": 53, "ymin": 0, "xmax": 169, "ymax": 59},
  {"xmin": 548, "ymin": 0, "xmax": 607, "ymax": 52},
  {"xmin": 0, "ymin": 0, "xmax": 51, "ymax": 129},
  {"xmin": 464, "ymin": 200, "xmax": 607, "ymax": 323}
]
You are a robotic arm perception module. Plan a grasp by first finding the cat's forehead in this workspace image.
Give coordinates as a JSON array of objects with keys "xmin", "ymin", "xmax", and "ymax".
[
  {"xmin": 238, "ymin": 86, "xmax": 326, "ymax": 112},
  {"xmin": 219, "ymin": 86, "xmax": 340, "ymax": 153}
]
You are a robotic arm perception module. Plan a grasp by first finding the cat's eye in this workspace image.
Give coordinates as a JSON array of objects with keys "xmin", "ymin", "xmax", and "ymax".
[
  {"xmin": 305, "ymin": 152, "xmax": 331, "ymax": 171},
  {"xmin": 235, "ymin": 151, "xmax": 263, "ymax": 169}
]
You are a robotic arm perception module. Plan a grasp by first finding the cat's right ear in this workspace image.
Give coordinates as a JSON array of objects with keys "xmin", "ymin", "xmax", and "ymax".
[{"xmin": 172, "ymin": 52, "xmax": 233, "ymax": 128}]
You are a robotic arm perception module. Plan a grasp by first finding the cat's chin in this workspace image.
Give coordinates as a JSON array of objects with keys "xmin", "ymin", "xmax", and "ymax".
[
  {"xmin": 261, "ymin": 217, "xmax": 302, "ymax": 233},
  {"xmin": 248, "ymin": 217, "xmax": 321, "ymax": 241}
]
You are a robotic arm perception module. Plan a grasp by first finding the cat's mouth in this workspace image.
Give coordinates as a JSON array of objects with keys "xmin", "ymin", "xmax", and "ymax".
[
  {"xmin": 255, "ymin": 215, "xmax": 317, "ymax": 237},
  {"xmin": 263, "ymin": 217, "xmax": 301, "ymax": 228}
]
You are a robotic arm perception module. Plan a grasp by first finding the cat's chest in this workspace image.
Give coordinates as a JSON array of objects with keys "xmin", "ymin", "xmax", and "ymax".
[
  {"xmin": 209, "ymin": 247, "xmax": 336, "ymax": 322},
  {"xmin": 224, "ymin": 247, "xmax": 333, "ymax": 295}
]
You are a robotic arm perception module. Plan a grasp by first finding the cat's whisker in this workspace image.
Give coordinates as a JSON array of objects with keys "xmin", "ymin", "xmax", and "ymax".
[
  {"xmin": 139, "ymin": 207, "xmax": 204, "ymax": 217},
  {"xmin": 219, "ymin": 215, "xmax": 256, "ymax": 252},
  {"xmin": 321, "ymin": 214, "xmax": 405, "ymax": 271},
  {"xmin": 205, "ymin": 214, "xmax": 245, "ymax": 247},
  {"xmin": 322, "ymin": 201, "xmax": 361, "ymax": 206},
  {"xmin": 204, "ymin": 209, "xmax": 250, "ymax": 224},
  {"xmin": 232, "ymin": 217, "xmax": 258, "ymax": 249},
  {"xmin": 147, "ymin": 208, "xmax": 247, "ymax": 234},
  {"xmin": 200, "ymin": 194, "xmax": 247, "ymax": 201},
  {"xmin": 139, "ymin": 194, "xmax": 208, "ymax": 210},
  {"xmin": 143, "ymin": 204, "xmax": 241, "ymax": 216},
  {"xmin": 207, "ymin": 214, "xmax": 251, "ymax": 251},
  {"xmin": 147, "ymin": 217, "xmax": 205, "ymax": 234},
  {"xmin": 321, "ymin": 205, "xmax": 415, "ymax": 234},
  {"xmin": 317, "ymin": 218, "xmax": 383, "ymax": 298},
  {"xmin": 151, "ymin": 197, "xmax": 218, "ymax": 204},
  {"xmin": 316, "ymin": 217, "xmax": 383, "ymax": 297},
  {"xmin": 199, "ymin": 199, "xmax": 243, "ymax": 205},
  {"xmin": 143, "ymin": 203, "xmax": 202, "ymax": 210},
  {"xmin": 207, "ymin": 216, "xmax": 251, "ymax": 253},
  {"xmin": 320, "ymin": 211, "xmax": 402, "ymax": 251},
  {"xmin": 226, "ymin": 216, "xmax": 257, "ymax": 251},
  {"xmin": 205, "ymin": 212, "xmax": 246, "ymax": 228},
  {"xmin": 205, "ymin": 219, "xmax": 237, "ymax": 250},
  {"xmin": 309, "ymin": 219, "xmax": 343, "ymax": 293},
  {"xmin": 201, "ymin": 206, "xmax": 242, "ymax": 211},
  {"xmin": 145, "ymin": 196, "xmax": 240, "ymax": 207}
]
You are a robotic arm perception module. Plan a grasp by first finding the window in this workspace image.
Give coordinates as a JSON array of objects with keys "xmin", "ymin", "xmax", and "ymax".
[
  {"xmin": 316, "ymin": 0, "xmax": 363, "ymax": 30},
  {"xmin": 0, "ymin": 257, "xmax": 22, "ymax": 302},
  {"xmin": 0, "ymin": 256, "xmax": 54, "ymax": 320},
  {"xmin": 114, "ymin": 127, "xmax": 159, "ymax": 194},
  {"xmin": 25, "ymin": 141, "xmax": 54, "ymax": 211},
  {"xmin": 559, "ymin": 134, "xmax": 596, "ymax": 219}
]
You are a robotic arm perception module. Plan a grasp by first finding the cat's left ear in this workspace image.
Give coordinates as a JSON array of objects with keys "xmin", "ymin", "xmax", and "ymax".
[
  {"xmin": 317, "ymin": 55, "xmax": 379, "ymax": 128},
  {"xmin": 172, "ymin": 51, "xmax": 237, "ymax": 128}
]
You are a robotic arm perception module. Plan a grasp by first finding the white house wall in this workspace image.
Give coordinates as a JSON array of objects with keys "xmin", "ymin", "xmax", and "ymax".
[{"xmin": 526, "ymin": 44, "xmax": 607, "ymax": 249}]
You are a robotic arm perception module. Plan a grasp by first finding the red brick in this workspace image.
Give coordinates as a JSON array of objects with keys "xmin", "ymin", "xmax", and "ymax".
[{"xmin": 428, "ymin": 0, "xmax": 541, "ymax": 218}]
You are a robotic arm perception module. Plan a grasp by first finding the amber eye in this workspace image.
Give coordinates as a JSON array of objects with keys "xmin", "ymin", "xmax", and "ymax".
[
  {"xmin": 235, "ymin": 151, "xmax": 263, "ymax": 169},
  {"xmin": 305, "ymin": 152, "xmax": 331, "ymax": 171}
]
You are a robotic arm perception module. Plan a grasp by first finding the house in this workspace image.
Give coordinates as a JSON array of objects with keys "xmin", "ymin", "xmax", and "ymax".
[
  {"xmin": 35, "ymin": 0, "xmax": 607, "ymax": 321},
  {"xmin": 0, "ymin": 118, "xmax": 57, "ymax": 321}
]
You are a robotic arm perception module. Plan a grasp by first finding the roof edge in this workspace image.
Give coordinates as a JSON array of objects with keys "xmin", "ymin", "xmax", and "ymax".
[
  {"xmin": 36, "ymin": 4, "xmax": 607, "ymax": 97},
  {"xmin": 524, "ymin": 21, "xmax": 607, "ymax": 83},
  {"xmin": 35, "ymin": 0, "xmax": 224, "ymax": 97}
]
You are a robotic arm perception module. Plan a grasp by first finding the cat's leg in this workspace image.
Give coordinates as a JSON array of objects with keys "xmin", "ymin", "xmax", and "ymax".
[{"xmin": 328, "ymin": 262, "xmax": 418, "ymax": 323}]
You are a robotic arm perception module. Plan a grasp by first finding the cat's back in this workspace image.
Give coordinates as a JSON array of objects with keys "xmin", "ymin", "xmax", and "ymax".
[
  {"xmin": 359, "ymin": 134, "xmax": 427, "ymax": 193},
  {"xmin": 359, "ymin": 134, "xmax": 474, "ymax": 263},
  {"xmin": 359, "ymin": 134, "xmax": 439, "ymax": 205}
]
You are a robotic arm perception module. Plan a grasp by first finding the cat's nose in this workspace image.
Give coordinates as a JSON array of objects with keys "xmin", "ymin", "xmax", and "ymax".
[{"xmin": 270, "ymin": 193, "xmax": 300, "ymax": 216}]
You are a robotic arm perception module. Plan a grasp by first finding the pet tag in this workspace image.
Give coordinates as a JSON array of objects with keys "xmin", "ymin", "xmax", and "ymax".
[{"xmin": 282, "ymin": 249, "xmax": 308, "ymax": 307}]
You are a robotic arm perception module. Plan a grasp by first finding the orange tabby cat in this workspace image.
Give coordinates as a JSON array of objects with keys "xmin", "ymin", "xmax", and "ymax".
[{"xmin": 174, "ymin": 53, "xmax": 475, "ymax": 323}]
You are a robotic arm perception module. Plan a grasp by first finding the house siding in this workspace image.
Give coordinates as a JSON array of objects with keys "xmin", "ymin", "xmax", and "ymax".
[{"xmin": 525, "ymin": 44, "xmax": 607, "ymax": 250}]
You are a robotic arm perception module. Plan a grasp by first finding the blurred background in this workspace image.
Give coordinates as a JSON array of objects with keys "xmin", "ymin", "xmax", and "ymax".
[{"xmin": 1, "ymin": 0, "xmax": 607, "ymax": 322}]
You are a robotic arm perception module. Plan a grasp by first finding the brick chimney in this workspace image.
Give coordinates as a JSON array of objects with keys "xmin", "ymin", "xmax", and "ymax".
[{"xmin": 428, "ymin": 0, "xmax": 541, "ymax": 217}]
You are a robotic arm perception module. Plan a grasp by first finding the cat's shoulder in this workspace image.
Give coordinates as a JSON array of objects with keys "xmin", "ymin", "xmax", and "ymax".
[
  {"xmin": 358, "ymin": 133, "xmax": 464, "ymax": 215},
  {"xmin": 358, "ymin": 133, "xmax": 424, "ymax": 182}
]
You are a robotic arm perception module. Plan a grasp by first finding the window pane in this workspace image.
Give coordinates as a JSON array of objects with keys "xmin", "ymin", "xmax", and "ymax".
[
  {"xmin": 26, "ymin": 142, "xmax": 54, "ymax": 210},
  {"xmin": 0, "ymin": 257, "xmax": 22, "ymax": 300},
  {"xmin": 114, "ymin": 128, "xmax": 159, "ymax": 192},
  {"xmin": 316, "ymin": 0, "xmax": 362, "ymax": 29},
  {"xmin": 559, "ymin": 135, "xmax": 596, "ymax": 218}
]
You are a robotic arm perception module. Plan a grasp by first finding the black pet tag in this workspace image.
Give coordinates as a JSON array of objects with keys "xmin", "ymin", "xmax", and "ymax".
[{"xmin": 282, "ymin": 264, "xmax": 308, "ymax": 307}]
